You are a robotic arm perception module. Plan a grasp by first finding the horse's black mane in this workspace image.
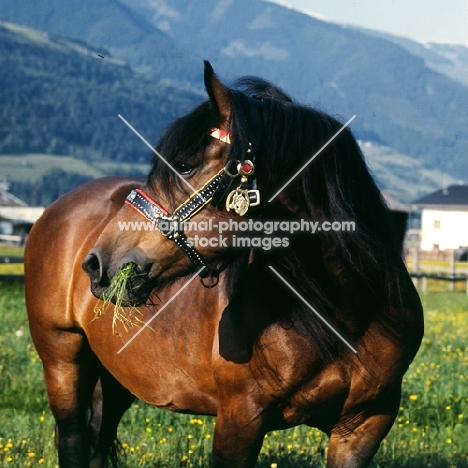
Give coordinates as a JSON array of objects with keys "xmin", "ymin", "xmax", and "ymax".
[{"xmin": 150, "ymin": 74, "xmax": 409, "ymax": 361}]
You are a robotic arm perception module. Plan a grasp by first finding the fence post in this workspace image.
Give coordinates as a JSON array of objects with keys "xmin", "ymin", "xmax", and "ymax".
[
  {"xmin": 413, "ymin": 245, "xmax": 420, "ymax": 289},
  {"xmin": 449, "ymin": 250, "xmax": 455, "ymax": 292},
  {"xmin": 466, "ymin": 262, "xmax": 468, "ymax": 295}
]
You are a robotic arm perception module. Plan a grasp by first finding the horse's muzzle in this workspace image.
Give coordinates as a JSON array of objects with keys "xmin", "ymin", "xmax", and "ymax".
[{"xmin": 82, "ymin": 249, "xmax": 153, "ymax": 305}]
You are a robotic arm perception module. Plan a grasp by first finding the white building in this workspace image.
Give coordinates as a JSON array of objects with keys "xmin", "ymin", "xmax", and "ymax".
[
  {"xmin": 414, "ymin": 185, "xmax": 468, "ymax": 251},
  {"xmin": 0, "ymin": 183, "xmax": 44, "ymax": 244}
]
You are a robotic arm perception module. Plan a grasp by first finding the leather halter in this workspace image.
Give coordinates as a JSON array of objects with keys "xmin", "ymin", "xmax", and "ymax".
[
  {"xmin": 124, "ymin": 96, "xmax": 263, "ymax": 287},
  {"xmin": 125, "ymin": 169, "xmax": 225, "ymax": 285}
]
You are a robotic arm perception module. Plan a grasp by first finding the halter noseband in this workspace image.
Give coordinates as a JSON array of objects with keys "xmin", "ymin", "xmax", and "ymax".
[
  {"xmin": 125, "ymin": 169, "xmax": 225, "ymax": 285},
  {"xmin": 125, "ymin": 96, "xmax": 263, "ymax": 287}
]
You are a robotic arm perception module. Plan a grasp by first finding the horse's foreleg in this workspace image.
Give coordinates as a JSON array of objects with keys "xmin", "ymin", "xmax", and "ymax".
[
  {"xmin": 41, "ymin": 332, "xmax": 100, "ymax": 468},
  {"xmin": 44, "ymin": 348, "xmax": 134, "ymax": 468},
  {"xmin": 326, "ymin": 388, "xmax": 400, "ymax": 468},
  {"xmin": 212, "ymin": 398, "xmax": 267, "ymax": 468}
]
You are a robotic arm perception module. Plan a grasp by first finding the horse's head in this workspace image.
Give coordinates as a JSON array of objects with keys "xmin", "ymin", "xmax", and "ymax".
[
  {"xmin": 83, "ymin": 61, "xmax": 400, "ymax": 309},
  {"xmin": 83, "ymin": 62, "xmax": 268, "ymax": 304}
]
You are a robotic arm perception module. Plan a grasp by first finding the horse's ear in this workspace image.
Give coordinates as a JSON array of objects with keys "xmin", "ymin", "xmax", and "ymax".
[{"xmin": 204, "ymin": 61, "xmax": 231, "ymax": 124}]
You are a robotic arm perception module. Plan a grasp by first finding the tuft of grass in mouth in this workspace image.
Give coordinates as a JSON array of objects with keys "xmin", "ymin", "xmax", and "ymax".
[{"xmin": 93, "ymin": 263, "xmax": 150, "ymax": 335}]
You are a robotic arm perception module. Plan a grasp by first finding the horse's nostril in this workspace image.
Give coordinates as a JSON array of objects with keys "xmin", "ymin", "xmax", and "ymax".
[
  {"xmin": 82, "ymin": 251, "xmax": 107, "ymax": 287},
  {"xmin": 82, "ymin": 253, "xmax": 100, "ymax": 274}
]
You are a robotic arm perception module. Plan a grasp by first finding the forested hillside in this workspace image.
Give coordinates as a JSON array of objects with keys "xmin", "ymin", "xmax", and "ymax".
[
  {"xmin": 0, "ymin": 0, "xmax": 200, "ymax": 84},
  {"xmin": 0, "ymin": 21, "xmax": 202, "ymax": 162}
]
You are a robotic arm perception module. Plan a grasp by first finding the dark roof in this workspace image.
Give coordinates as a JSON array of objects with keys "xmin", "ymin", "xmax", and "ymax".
[{"xmin": 413, "ymin": 185, "xmax": 468, "ymax": 207}]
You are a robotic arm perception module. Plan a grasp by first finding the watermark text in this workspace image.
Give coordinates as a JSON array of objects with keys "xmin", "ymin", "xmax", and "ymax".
[{"xmin": 117, "ymin": 218, "xmax": 355, "ymax": 251}]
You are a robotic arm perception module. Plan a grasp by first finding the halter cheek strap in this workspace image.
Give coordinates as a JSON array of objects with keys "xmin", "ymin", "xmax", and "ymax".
[
  {"xmin": 210, "ymin": 96, "xmax": 263, "ymax": 214},
  {"xmin": 124, "ymin": 96, "xmax": 264, "ymax": 286}
]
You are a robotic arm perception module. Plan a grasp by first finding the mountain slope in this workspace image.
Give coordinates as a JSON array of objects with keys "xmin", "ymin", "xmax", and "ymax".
[
  {"xmin": 362, "ymin": 143, "xmax": 457, "ymax": 203},
  {"xmin": 354, "ymin": 28, "xmax": 468, "ymax": 88},
  {"xmin": 0, "ymin": 0, "xmax": 200, "ymax": 84},
  {"xmin": 0, "ymin": 20, "xmax": 202, "ymax": 162},
  {"xmin": 125, "ymin": 0, "xmax": 468, "ymax": 178}
]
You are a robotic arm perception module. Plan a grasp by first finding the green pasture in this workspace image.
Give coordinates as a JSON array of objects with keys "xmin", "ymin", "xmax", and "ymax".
[
  {"xmin": 0, "ymin": 246, "xmax": 24, "ymax": 257},
  {"xmin": 0, "ymin": 282, "xmax": 467, "ymax": 467},
  {"xmin": 0, "ymin": 154, "xmax": 148, "ymax": 183},
  {"xmin": 0, "ymin": 246, "xmax": 24, "ymax": 276}
]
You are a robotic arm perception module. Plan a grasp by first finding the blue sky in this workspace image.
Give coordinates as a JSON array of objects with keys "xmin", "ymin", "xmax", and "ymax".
[{"xmin": 271, "ymin": 0, "xmax": 468, "ymax": 46}]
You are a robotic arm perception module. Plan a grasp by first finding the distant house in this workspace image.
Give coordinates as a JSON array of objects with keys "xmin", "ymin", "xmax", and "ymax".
[
  {"xmin": 0, "ymin": 183, "xmax": 44, "ymax": 244},
  {"xmin": 413, "ymin": 185, "xmax": 468, "ymax": 252}
]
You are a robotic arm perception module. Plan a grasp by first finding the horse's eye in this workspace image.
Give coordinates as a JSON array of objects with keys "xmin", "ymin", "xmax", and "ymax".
[{"xmin": 174, "ymin": 162, "xmax": 194, "ymax": 175}]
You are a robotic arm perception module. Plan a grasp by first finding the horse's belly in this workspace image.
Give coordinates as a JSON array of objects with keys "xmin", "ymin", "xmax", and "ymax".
[{"xmin": 85, "ymin": 306, "xmax": 220, "ymax": 415}]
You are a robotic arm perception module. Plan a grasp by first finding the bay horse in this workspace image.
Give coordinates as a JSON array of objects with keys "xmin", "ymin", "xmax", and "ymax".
[{"xmin": 25, "ymin": 61, "xmax": 423, "ymax": 468}]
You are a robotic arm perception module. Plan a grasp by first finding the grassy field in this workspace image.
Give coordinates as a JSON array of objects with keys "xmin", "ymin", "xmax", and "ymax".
[
  {"xmin": 0, "ymin": 245, "xmax": 24, "ymax": 276},
  {"xmin": 0, "ymin": 282, "xmax": 467, "ymax": 467},
  {"xmin": 0, "ymin": 154, "xmax": 149, "ymax": 183}
]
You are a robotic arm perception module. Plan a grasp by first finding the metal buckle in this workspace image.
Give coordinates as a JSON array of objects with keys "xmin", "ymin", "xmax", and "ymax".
[{"xmin": 156, "ymin": 215, "xmax": 182, "ymax": 239}]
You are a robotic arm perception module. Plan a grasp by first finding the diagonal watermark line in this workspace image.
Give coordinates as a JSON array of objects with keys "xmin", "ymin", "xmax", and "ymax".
[
  {"xmin": 118, "ymin": 114, "xmax": 207, "ymax": 203},
  {"xmin": 268, "ymin": 266, "xmax": 357, "ymax": 354},
  {"xmin": 268, "ymin": 115, "xmax": 356, "ymax": 202},
  {"xmin": 117, "ymin": 267, "xmax": 205, "ymax": 354}
]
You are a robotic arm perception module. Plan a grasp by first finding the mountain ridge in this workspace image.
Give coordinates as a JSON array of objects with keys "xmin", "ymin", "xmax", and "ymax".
[{"xmin": 350, "ymin": 27, "xmax": 468, "ymax": 88}]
